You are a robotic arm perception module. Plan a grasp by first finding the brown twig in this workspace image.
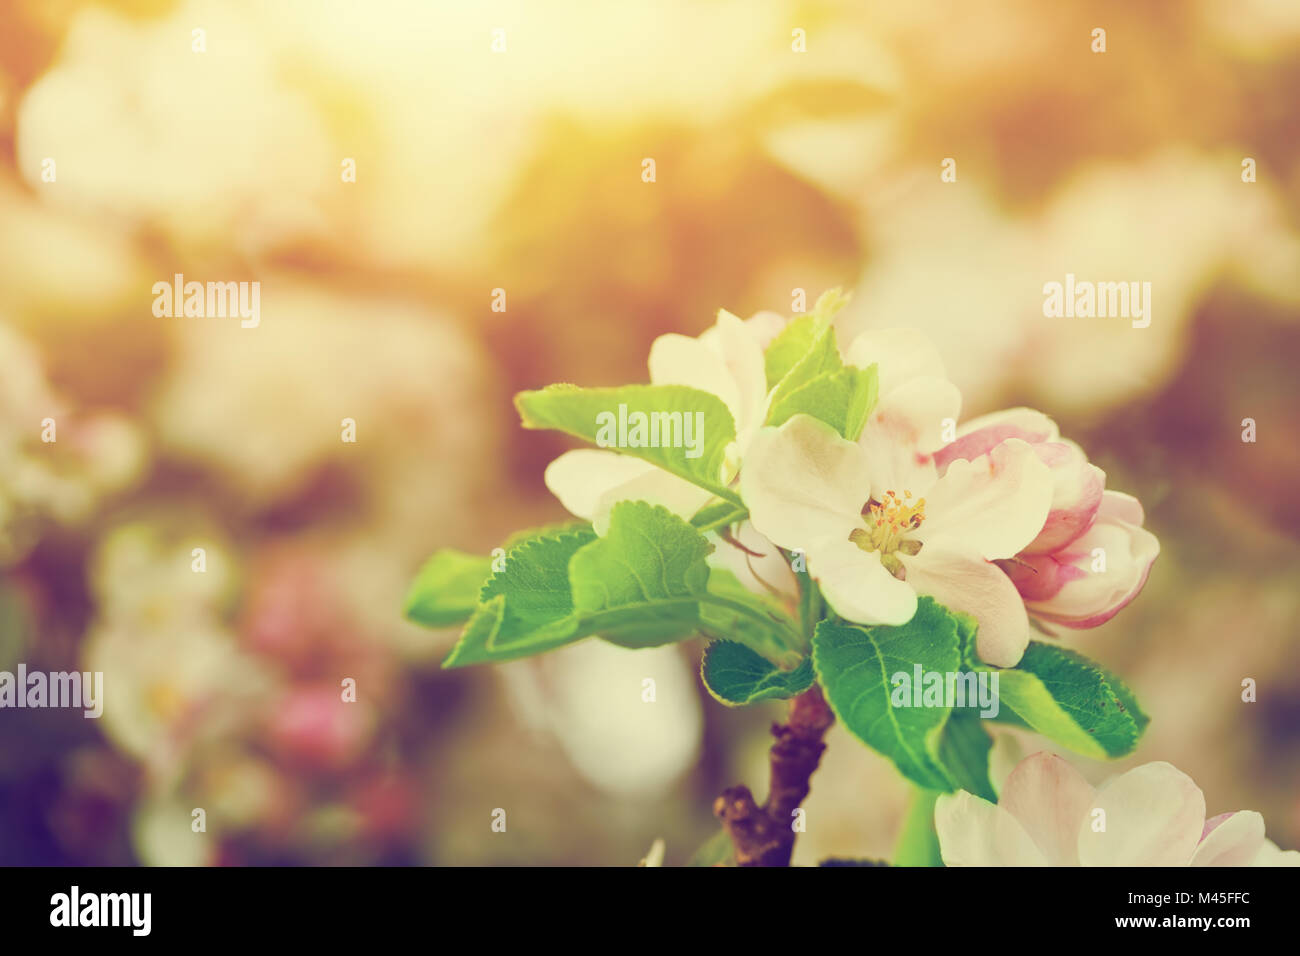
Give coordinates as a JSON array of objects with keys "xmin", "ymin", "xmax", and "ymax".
[{"xmin": 713, "ymin": 683, "xmax": 835, "ymax": 866}]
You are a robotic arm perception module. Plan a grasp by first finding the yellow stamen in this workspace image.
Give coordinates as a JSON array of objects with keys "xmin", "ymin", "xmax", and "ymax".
[{"xmin": 852, "ymin": 494, "xmax": 927, "ymax": 557}]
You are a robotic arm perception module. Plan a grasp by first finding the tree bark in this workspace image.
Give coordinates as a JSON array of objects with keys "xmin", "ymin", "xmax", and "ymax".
[{"xmin": 713, "ymin": 683, "xmax": 835, "ymax": 866}]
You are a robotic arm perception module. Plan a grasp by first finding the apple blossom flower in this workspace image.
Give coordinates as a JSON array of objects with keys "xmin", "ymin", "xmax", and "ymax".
[
  {"xmin": 1001, "ymin": 490, "xmax": 1160, "ymax": 629},
  {"xmin": 843, "ymin": 328, "xmax": 963, "ymax": 498},
  {"xmin": 935, "ymin": 408, "xmax": 1102, "ymax": 552},
  {"xmin": 934, "ymin": 408, "xmax": 1159, "ymax": 630},
  {"xmin": 741, "ymin": 413, "xmax": 1054, "ymax": 666},
  {"xmin": 935, "ymin": 751, "xmax": 1300, "ymax": 866},
  {"xmin": 696, "ymin": 326, "xmax": 967, "ymax": 608},
  {"xmin": 545, "ymin": 309, "xmax": 780, "ymax": 532}
]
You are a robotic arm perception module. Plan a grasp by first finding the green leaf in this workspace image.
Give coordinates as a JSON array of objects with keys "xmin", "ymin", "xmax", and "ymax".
[
  {"xmin": 573, "ymin": 503, "xmax": 803, "ymax": 652},
  {"xmin": 701, "ymin": 640, "xmax": 813, "ymax": 706},
  {"xmin": 809, "ymin": 286, "xmax": 852, "ymax": 323},
  {"xmin": 759, "ymin": 287, "xmax": 852, "ymax": 390},
  {"xmin": 763, "ymin": 315, "xmax": 823, "ymax": 389},
  {"xmin": 767, "ymin": 364, "xmax": 878, "ymax": 440},
  {"xmin": 442, "ymin": 503, "xmax": 800, "ymax": 666},
  {"xmin": 515, "ymin": 384, "xmax": 740, "ymax": 503},
  {"xmin": 406, "ymin": 521, "xmax": 595, "ymax": 630},
  {"xmin": 935, "ymin": 713, "xmax": 995, "ymax": 801},
  {"xmin": 698, "ymin": 568, "xmax": 803, "ymax": 666},
  {"xmin": 993, "ymin": 642, "xmax": 1149, "ymax": 759},
  {"xmin": 501, "ymin": 519, "xmax": 593, "ymax": 551},
  {"xmin": 766, "ymin": 324, "xmax": 842, "ymax": 414},
  {"xmin": 482, "ymin": 526, "xmax": 598, "ymax": 648},
  {"xmin": 687, "ymin": 828, "xmax": 735, "ymax": 867},
  {"xmin": 569, "ymin": 500, "xmax": 714, "ymax": 648},
  {"xmin": 440, "ymin": 596, "xmax": 506, "ymax": 668},
  {"xmin": 441, "ymin": 527, "xmax": 601, "ymax": 668},
  {"xmin": 762, "ymin": 288, "xmax": 851, "ymax": 390},
  {"xmin": 892, "ymin": 788, "xmax": 944, "ymax": 867},
  {"xmin": 811, "ymin": 598, "xmax": 965, "ymax": 791},
  {"xmin": 955, "ymin": 611, "xmax": 981, "ymax": 670},
  {"xmin": 442, "ymin": 593, "xmax": 597, "ymax": 669},
  {"xmin": 404, "ymin": 550, "xmax": 493, "ymax": 628}
]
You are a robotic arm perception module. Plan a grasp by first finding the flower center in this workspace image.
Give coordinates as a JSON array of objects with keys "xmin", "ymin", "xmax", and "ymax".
[{"xmin": 849, "ymin": 490, "xmax": 925, "ymax": 579}]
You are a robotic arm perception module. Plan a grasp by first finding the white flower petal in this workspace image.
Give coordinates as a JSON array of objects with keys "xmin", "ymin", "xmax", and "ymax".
[
  {"xmin": 740, "ymin": 416, "xmax": 870, "ymax": 550},
  {"xmin": 544, "ymin": 450, "xmax": 658, "ymax": 520},
  {"xmin": 1077, "ymin": 762, "xmax": 1206, "ymax": 866},
  {"xmin": 899, "ymin": 546, "xmax": 1032, "ymax": 667},
  {"xmin": 1191, "ymin": 811, "xmax": 1266, "ymax": 867},
  {"xmin": 591, "ymin": 469, "xmax": 714, "ymax": 536},
  {"xmin": 856, "ymin": 422, "xmax": 939, "ymax": 502},
  {"xmin": 998, "ymin": 752, "xmax": 1096, "ymax": 866},
  {"xmin": 869, "ymin": 375, "xmax": 962, "ymax": 453},
  {"xmin": 739, "ymin": 310, "xmax": 789, "ymax": 350},
  {"xmin": 855, "ymin": 376, "xmax": 960, "ymax": 498},
  {"xmin": 1098, "ymin": 488, "xmax": 1145, "ymax": 525},
  {"xmin": 1251, "ymin": 839, "xmax": 1300, "ymax": 867},
  {"xmin": 808, "ymin": 535, "xmax": 916, "ymax": 626},
  {"xmin": 699, "ymin": 308, "xmax": 785, "ymax": 353},
  {"xmin": 844, "ymin": 328, "xmax": 949, "ymax": 396},
  {"xmin": 712, "ymin": 309, "xmax": 771, "ymax": 451},
  {"xmin": 648, "ymin": 332, "xmax": 743, "ymax": 425},
  {"xmin": 917, "ymin": 438, "xmax": 1054, "ymax": 560},
  {"xmin": 935, "ymin": 790, "xmax": 1049, "ymax": 866}
]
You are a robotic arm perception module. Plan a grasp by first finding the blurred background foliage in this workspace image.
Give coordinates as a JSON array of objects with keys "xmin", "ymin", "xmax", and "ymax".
[{"xmin": 0, "ymin": 0, "xmax": 1297, "ymax": 865}]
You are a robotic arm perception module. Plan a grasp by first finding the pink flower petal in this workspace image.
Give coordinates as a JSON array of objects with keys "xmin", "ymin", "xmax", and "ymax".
[
  {"xmin": 1000, "ymin": 550, "xmax": 1089, "ymax": 603},
  {"xmin": 916, "ymin": 438, "xmax": 1054, "ymax": 561},
  {"xmin": 1191, "ymin": 811, "xmax": 1266, "ymax": 866},
  {"xmin": 999, "ymin": 752, "xmax": 1097, "ymax": 866},
  {"xmin": 1023, "ymin": 513, "xmax": 1159, "ymax": 628},
  {"xmin": 933, "ymin": 407, "xmax": 1058, "ymax": 472},
  {"xmin": 1024, "ymin": 442, "xmax": 1106, "ymax": 553}
]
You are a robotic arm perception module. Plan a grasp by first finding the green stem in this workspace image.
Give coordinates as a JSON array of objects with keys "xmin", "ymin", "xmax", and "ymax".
[
  {"xmin": 892, "ymin": 787, "xmax": 944, "ymax": 867},
  {"xmin": 692, "ymin": 507, "xmax": 749, "ymax": 535},
  {"xmin": 796, "ymin": 568, "xmax": 821, "ymax": 644},
  {"xmin": 699, "ymin": 594, "xmax": 803, "ymax": 650}
]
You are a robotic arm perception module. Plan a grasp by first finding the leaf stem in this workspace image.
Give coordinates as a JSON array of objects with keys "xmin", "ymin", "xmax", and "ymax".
[
  {"xmin": 698, "ymin": 593, "xmax": 803, "ymax": 650},
  {"xmin": 892, "ymin": 787, "xmax": 943, "ymax": 867},
  {"xmin": 692, "ymin": 507, "xmax": 749, "ymax": 535}
]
